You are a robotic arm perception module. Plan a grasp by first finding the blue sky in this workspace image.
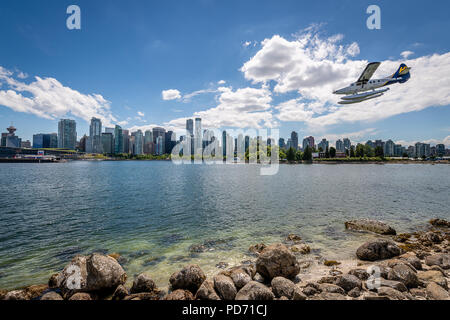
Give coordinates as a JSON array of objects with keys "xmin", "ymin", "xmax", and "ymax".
[{"xmin": 0, "ymin": 0, "xmax": 449, "ymax": 147}]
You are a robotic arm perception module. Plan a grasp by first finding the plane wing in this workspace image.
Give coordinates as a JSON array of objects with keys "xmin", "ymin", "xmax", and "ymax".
[{"xmin": 357, "ymin": 62, "xmax": 381, "ymax": 83}]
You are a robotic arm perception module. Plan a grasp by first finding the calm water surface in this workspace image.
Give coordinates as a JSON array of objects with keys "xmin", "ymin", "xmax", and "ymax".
[{"xmin": 0, "ymin": 161, "xmax": 449, "ymax": 289}]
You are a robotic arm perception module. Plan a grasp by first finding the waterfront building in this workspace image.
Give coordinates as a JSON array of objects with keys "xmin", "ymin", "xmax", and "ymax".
[
  {"xmin": 279, "ymin": 138, "xmax": 285, "ymax": 149},
  {"xmin": 101, "ymin": 132, "xmax": 114, "ymax": 154},
  {"xmin": 318, "ymin": 138, "xmax": 329, "ymax": 152},
  {"xmin": 165, "ymin": 131, "xmax": 176, "ymax": 154},
  {"xmin": 303, "ymin": 136, "xmax": 315, "ymax": 151},
  {"xmin": 384, "ymin": 139, "xmax": 395, "ymax": 157},
  {"xmin": 436, "ymin": 144, "xmax": 445, "ymax": 157},
  {"xmin": 144, "ymin": 130, "xmax": 154, "ymax": 155},
  {"xmin": 286, "ymin": 138, "xmax": 292, "ymax": 150},
  {"xmin": 122, "ymin": 130, "xmax": 130, "ymax": 153},
  {"xmin": 105, "ymin": 127, "xmax": 115, "ymax": 135},
  {"xmin": 114, "ymin": 125, "xmax": 124, "ymax": 154},
  {"xmin": 343, "ymin": 138, "xmax": 351, "ymax": 151},
  {"xmin": 335, "ymin": 139, "xmax": 344, "ymax": 152},
  {"xmin": 78, "ymin": 134, "xmax": 88, "ymax": 152},
  {"xmin": 291, "ymin": 131, "xmax": 299, "ymax": 150},
  {"xmin": 155, "ymin": 135, "xmax": 164, "ymax": 155},
  {"xmin": 414, "ymin": 142, "xmax": 431, "ymax": 158},
  {"xmin": 89, "ymin": 117, "xmax": 103, "ymax": 154},
  {"xmin": 133, "ymin": 130, "xmax": 144, "ymax": 155},
  {"xmin": 4, "ymin": 126, "xmax": 22, "ymax": 148},
  {"xmin": 58, "ymin": 119, "xmax": 77, "ymax": 149},
  {"xmin": 152, "ymin": 127, "xmax": 166, "ymax": 154},
  {"xmin": 32, "ymin": 133, "xmax": 58, "ymax": 149},
  {"xmin": 394, "ymin": 144, "xmax": 404, "ymax": 157},
  {"xmin": 21, "ymin": 140, "xmax": 31, "ymax": 148},
  {"xmin": 194, "ymin": 118, "xmax": 202, "ymax": 155},
  {"xmin": 245, "ymin": 136, "xmax": 250, "ymax": 153},
  {"xmin": 366, "ymin": 140, "xmax": 375, "ymax": 148}
]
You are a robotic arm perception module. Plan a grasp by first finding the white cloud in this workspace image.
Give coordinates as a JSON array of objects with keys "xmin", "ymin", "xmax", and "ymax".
[
  {"xmin": 183, "ymin": 89, "xmax": 218, "ymax": 101},
  {"xmin": 237, "ymin": 29, "xmax": 450, "ymax": 131},
  {"xmin": 137, "ymin": 111, "xmax": 145, "ymax": 117},
  {"xmin": 162, "ymin": 89, "xmax": 181, "ymax": 100},
  {"xmin": 218, "ymin": 80, "xmax": 226, "ymax": 85},
  {"xmin": 401, "ymin": 51, "xmax": 414, "ymax": 59},
  {"xmin": 0, "ymin": 67, "xmax": 116, "ymax": 126},
  {"xmin": 243, "ymin": 41, "xmax": 251, "ymax": 47},
  {"xmin": 166, "ymin": 85, "xmax": 276, "ymax": 130},
  {"xmin": 317, "ymin": 128, "xmax": 379, "ymax": 146}
]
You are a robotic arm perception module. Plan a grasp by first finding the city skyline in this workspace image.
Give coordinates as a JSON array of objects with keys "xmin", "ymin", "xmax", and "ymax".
[
  {"xmin": 1, "ymin": 1, "xmax": 450, "ymax": 147},
  {"xmin": 1, "ymin": 117, "xmax": 447, "ymax": 160}
]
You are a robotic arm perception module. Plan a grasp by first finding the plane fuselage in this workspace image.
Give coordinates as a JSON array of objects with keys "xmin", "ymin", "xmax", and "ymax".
[{"xmin": 333, "ymin": 77, "xmax": 401, "ymax": 95}]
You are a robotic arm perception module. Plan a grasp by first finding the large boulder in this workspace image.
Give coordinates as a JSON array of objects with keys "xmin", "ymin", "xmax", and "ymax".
[
  {"xmin": 256, "ymin": 244, "xmax": 300, "ymax": 280},
  {"xmin": 356, "ymin": 240, "xmax": 402, "ymax": 261},
  {"xmin": 4, "ymin": 290, "xmax": 30, "ymax": 300},
  {"xmin": 377, "ymin": 287, "xmax": 407, "ymax": 300},
  {"xmin": 229, "ymin": 268, "xmax": 252, "ymax": 289},
  {"xmin": 214, "ymin": 275, "xmax": 237, "ymax": 300},
  {"xmin": 387, "ymin": 263, "xmax": 419, "ymax": 288},
  {"xmin": 56, "ymin": 254, "xmax": 126, "ymax": 296},
  {"xmin": 195, "ymin": 280, "xmax": 220, "ymax": 300},
  {"xmin": 235, "ymin": 281, "xmax": 274, "ymax": 300},
  {"xmin": 130, "ymin": 273, "xmax": 156, "ymax": 293},
  {"xmin": 271, "ymin": 277, "xmax": 295, "ymax": 299},
  {"xmin": 377, "ymin": 278, "xmax": 408, "ymax": 292},
  {"xmin": 69, "ymin": 292, "xmax": 92, "ymax": 300},
  {"xmin": 169, "ymin": 265, "xmax": 206, "ymax": 293},
  {"xmin": 345, "ymin": 219, "xmax": 396, "ymax": 235}
]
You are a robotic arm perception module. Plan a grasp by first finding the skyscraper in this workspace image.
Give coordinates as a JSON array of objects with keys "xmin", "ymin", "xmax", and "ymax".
[
  {"xmin": 114, "ymin": 125, "xmax": 124, "ymax": 154},
  {"xmin": 165, "ymin": 131, "xmax": 176, "ymax": 154},
  {"xmin": 436, "ymin": 144, "xmax": 445, "ymax": 157},
  {"xmin": 101, "ymin": 132, "xmax": 114, "ymax": 154},
  {"xmin": 58, "ymin": 119, "xmax": 77, "ymax": 149},
  {"xmin": 335, "ymin": 139, "xmax": 344, "ymax": 152},
  {"xmin": 384, "ymin": 139, "xmax": 395, "ymax": 157},
  {"xmin": 303, "ymin": 136, "xmax": 315, "ymax": 151},
  {"xmin": 89, "ymin": 117, "xmax": 103, "ymax": 154},
  {"xmin": 343, "ymin": 138, "xmax": 351, "ymax": 151},
  {"xmin": 318, "ymin": 138, "xmax": 329, "ymax": 151},
  {"xmin": 291, "ymin": 131, "xmax": 298, "ymax": 150},
  {"xmin": 4, "ymin": 126, "xmax": 21, "ymax": 148},
  {"xmin": 122, "ymin": 130, "xmax": 130, "ymax": 153},
  {"xmin": 152, "ymin": 127, "xmax": 166, "ymax": 154},
  {"xmin": 133, "ymin": 130, "xmax": 144, "ymax": 155},
  {"xmin": 194, "ymin": 118, "xmax": 202, "ymax": 155},
  {"xmin": 186, "ymin": 119, "xmax": 194, "ymax": 136},
  {"xmin": 144, "ymin": 130, "xmax": 153, "ymax": 154},
  {"xmin": 278, "ymin": 138, "xmax": 285, "ymax": 149}
]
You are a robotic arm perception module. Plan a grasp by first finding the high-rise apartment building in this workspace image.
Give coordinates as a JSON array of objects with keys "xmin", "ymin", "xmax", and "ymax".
[{"xmin": 58, "ymin": 119, "xmax": 77, "ymax": 149}]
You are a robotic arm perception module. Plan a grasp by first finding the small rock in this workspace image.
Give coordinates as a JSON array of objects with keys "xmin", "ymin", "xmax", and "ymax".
[
  {"xmin": 377, "ymin": 287, "xmax": 406, "ymax": 300},
  {"xmin": 4, "ymin": 290, "xmax": 30, "ymax": 300},
  {"xmin": 216, "ymin": 262, "xmax": 228, "ymax": 269},
  {"xmin": 24, "ymin": 284, "xmax": 48, "ymax": 300},
  {"xmin": 345, "ymin": 219, "xmax": 396, "ymax": 235},
  {"xmin": 165, "ymin": 289, "xmax": 194, "ymax": 300},
  {"xmin": 112, "ymin": 285, "xmax": 129, "ymax": 300},
  {"xmin": 348, "ymin": 287, "xmax": 361, "ymax": 298},
  {"xmin": 426, "ymin": 282, "xmax": 450, "ymax": 300},
  {"xmin": 271, "ymin": 277, "xmax": 295, "ymax": 299},
  {"xmin": 195, "ymin": 280, "xmax": 220, "ymax": 300},
  {"xmin": 387, "ymin": 263, "xmax": 419, "ymax": 288},
  {"xmin": 256, "ymin": 243, "xmax": 300, "ymax": 280},
  {"xmin": 410, "ymin": 288, "xmax": 427, "ymax": 298},
  {"xmin": 356, "ymin": 240, "xmax": 401, "ymax": 261},
  {"xmin": 417, "ymin": 270, "xmax": 448, "ymax": 289},
  {"xmin": 214, "ymin": 274, "xmax": 237, "ymax": 300},
  {"xmin": 69, "ymin": 292, "xmax": 92, "ymax": 300},
  {"xmin": 425, "ymin": 253, "xmax": 450, "ymax": 270},
  {"xmin": 292, "ymin": 286, "xmax": 307, "ymax": 300},
  {"xmin": 235, "ymin": 281, "xmax": 274, "ymax": 300},
  {"xmin": 169, "ymin": 265, "xmax": 206, "ymax": 293},
  {"xmin": 248, "ymin": 243, "xmax": 266, "ymax": 255},
  {"xmin": 131, "ymin": 273, "xmax": 156, "ymax": 293},
  {"xmin": 291, "ymin": 244, "xmax": 311, "ymax": 254},
  {"xmin": 48, "ymin": 273, "xmax": 59, "ymax": 288},
  {"xmin": 420, "ymin": 232, "xmax": 443, "ymax": 244},
  {"xmin": 348, "ymin": 268, "xmax": 370, "ymax": 280},
  {"xmin": 123, "ymin": 292, "xmax": 159, "ymax": 300},
  {"xmin": 335, "ymin": 274, "xmax": 362, "ymax": 292},
  {"xmin": 40, "ymin": 291, "xmax": 63, "ymax": 300},
  {"xmin": 429, "ymin": 218, "xmax": 450, "ymax": 228},
  {"xmin": 286, "ymin": 234, "xmax": 302, "ymax": 243},
  {"xmin": 316, "ymin": 292, "xmax": 347, "ymax": 300},
  {"xmin": 406, "ymin": 256, "xmax": 422, "ymax": 270},
  {"xmin": 376, "ymin": 278, "xmax": 408, "ymax": 292},
  {"xmin": 229, "ymin": 268, "xmax": 252, "ymax": 289},
  {"xmin": 319, "ymin": 283, "xmax": 345, "ymax": 295}
]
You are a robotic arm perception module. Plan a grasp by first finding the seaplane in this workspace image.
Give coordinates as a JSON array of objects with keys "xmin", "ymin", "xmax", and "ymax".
[{"xmin": 333, "ymin": 62, "xmax": 411, "ymax": 104}]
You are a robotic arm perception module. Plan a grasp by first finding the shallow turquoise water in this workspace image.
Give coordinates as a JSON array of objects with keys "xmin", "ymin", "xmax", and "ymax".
[{"xmin": 0, "ymin": 161, "xmax": 449, "ymax": 289}]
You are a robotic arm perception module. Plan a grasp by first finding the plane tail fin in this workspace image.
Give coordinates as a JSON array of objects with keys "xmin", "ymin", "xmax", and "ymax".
[{"xmin": 391, "ymin": 63, "xmax": 411, "ymax": 82}]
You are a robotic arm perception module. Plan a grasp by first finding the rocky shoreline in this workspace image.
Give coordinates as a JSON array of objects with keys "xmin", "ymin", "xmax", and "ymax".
[{"xmin": 1, "ymin": 218, "xmax": 449, "ymax": 301}]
